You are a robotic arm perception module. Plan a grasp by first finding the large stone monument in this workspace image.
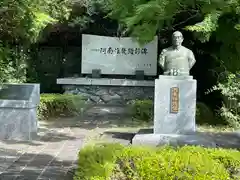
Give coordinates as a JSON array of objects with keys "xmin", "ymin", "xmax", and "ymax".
[
  {"xmin": 57, "ymin": 34, "xmax": 156, "ymax": 108},
  {"xmin": 132, "ymin": 31, "xmax": 215, "ymax": 147}
]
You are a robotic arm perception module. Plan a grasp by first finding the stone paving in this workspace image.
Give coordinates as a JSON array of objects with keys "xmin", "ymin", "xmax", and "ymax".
[
  {"xmin": 0, "ymin": 105, "xmax": 239, "ymax": 180},
  {"xmin": 0, "ymin": 121, "xmax": 86, "ymax": 180},
  {"xmin": 0, "ymin": 106, "xmax": 145, "ymax": 180}
]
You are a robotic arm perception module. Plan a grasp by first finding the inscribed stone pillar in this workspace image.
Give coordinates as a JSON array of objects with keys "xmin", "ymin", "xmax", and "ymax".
[{"xmin": 154, "ymin": 75, "xmax": 197, "ymax": 134}]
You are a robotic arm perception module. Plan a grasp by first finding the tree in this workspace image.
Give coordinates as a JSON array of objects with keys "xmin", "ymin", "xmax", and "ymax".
[
  {"xmin": 106, "ymin": 0, "xmax": 240, "ymax": 127},
  {"xmin": 106, "ymin": 0, "xmax": 240, "ymax": 72},
  {"xmin": 0, "ymin": 0, "xmax": 71, "ymax": 43},
  {"xmin": 0, "ymin": 0, "xmax": 71, "ymax": 83}
]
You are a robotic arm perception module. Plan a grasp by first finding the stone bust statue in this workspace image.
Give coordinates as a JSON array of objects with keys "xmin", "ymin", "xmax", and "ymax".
[{"xmin": 159, "ymin": 31, "xmax": 196, "ymax": 76}]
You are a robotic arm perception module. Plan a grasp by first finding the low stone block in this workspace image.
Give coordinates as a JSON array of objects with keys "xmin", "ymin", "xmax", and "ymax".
[
  {"xmin": 132, "ymin": 133, "xmax": 216, "ymax": 148},
  {"xmin": 92, "ymin": 69, "xmax": 101, "ymax": 78},
  {"xmin": 135, "ymin": 70, "xmax": 144, "ymax": 80},
  {"xmin": 0, "ymin": 83, "xmax": 40, "ymax": 141}
]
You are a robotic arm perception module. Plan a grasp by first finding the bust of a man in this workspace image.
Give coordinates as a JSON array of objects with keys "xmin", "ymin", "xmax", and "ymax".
[{"xmin": 159, "ymin": 31, "xmax": 196, "ymax": 76}]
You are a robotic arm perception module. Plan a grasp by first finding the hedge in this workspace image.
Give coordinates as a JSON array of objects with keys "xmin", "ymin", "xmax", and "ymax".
[
  {"xmin": 74, "ymin": 143, "xmax": 240, "ymax": 180},
  {"xmin": 38, "ymin": 93, "xmax": 85, "ymax": 120}
]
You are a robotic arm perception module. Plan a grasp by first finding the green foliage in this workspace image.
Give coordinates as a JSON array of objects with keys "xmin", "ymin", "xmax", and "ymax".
[
  {"xmin": 207, "ymin": 72, "xmax": 240, "ymax": 128},
  {"xmin": 0, "ymin": 44, "xmax": 28, "ymax": 83},
  {"xmin": 130, "ymin": 100, "xmax": 153, "ymax": 122},
  {"xmin": 38, "ymin": 93, "xmax": 85, "ymax": 120},
  {"xmin": 0, "ymin": 0, "xmax": 71, "ymax": 84},
  {"xmin": 0, "ymin": 0, "xmax": 71, "ymax": 43},
  {"xmin": 74, "ymin": 143, "xmax": 124, "ymax": 180},
  {"xmin": 196, "ymin": 102, "xmax": 216, "ymax": 125},
  {"xmin": 213, "ymin": 15, "xmax": 240, "ymax": 73},
  {"xmin": 106, "ymin": 0, "xmax": 196, "ymax": 43},
  {"xmin": 74, "ymin": 143, "xmax": 240, "ymax": 180},
  {"xmin": 107, "ymin": 0, "xmax": 240, "ymax": 44},
  {"xmin": 185, "ymin": 10, "xmax": 222, "ymax": 42},
  {"xmin": 107, "ymin": 0, "xmax": 176, "ymax": 44},
  {"xmin": 106, "ymin": 0, "xmax": 240, "ymax": 128},
  {"xmin": 107, "ymin": 0, "xmax": 240, "ymax": 73},
  {"xmin": 68, "ymin": 0, "xmax": 108, "ymax": 30}
]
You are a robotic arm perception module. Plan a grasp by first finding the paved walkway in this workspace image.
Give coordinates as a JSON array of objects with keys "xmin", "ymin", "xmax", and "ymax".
[
  {"xmin": 0, "ymin": 121, "xmax": 87, "ymax": 180},
  {"xmin": 0, "ymin": 108, "xmax": 238, "ymax": 180}
]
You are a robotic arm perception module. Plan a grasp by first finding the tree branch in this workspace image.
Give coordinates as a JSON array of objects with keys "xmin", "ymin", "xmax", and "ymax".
[
  {"xmin": 172, "ymin": 12, "xmax": 200, "ymax": 28},
  {"xmin": 160, "ymin": 12, "xmax": 200, "ymax": 31}
]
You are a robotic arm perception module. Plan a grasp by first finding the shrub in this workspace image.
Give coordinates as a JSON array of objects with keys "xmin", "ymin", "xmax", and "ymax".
[
  {"xmin": 130, "ymin": 100, "xmax": 154, "ymax": 122},
  {"xmin": 38, "ymin": 93, "xmax": 86, "ymax": 120},
  {"xmin": 207, "ymin": 72, "xmax": 240, "ymax": 128},
  {"xmin": 74, "ymin": 143, "xmax": 124, "ymax": 180},
  {"xmin": 74, "ymin": 143, "xmax": 240, "ymax": 180},
  {"xmin": 0, "ymin": 44, "xmax": 27, "ymax": 83},
  {"xmin": 195, "ymin": 102, "xmax": 216, "ymax": 125},
  {"xmin": 130, "ymin": 100, "xmax": 215, "ymax": 124}
]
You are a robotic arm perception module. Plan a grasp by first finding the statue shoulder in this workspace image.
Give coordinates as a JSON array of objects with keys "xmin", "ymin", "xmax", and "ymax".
[
  {"xmin": 183, "ymin": 47, "xmax": 195, "ymax": 60},
  {"xmin": 182, "ymin": 46, "xmax": 192, "ymax": 52},
  {"xmin": 161, "ymin": 47, "xmax": 172, "ymax": 53},
  {"xmin": 182, "ymin": 46, "xmax": 194, "ymax": 55}
]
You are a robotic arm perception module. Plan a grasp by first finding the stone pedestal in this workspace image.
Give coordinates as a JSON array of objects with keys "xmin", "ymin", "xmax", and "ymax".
[
  {"xmin": 132, "ymin": 76, "xmax": 200, "ymax": 147},
  {"xmin": 154, "ymin": 75, "xmax": 197, "ymax": 134}
]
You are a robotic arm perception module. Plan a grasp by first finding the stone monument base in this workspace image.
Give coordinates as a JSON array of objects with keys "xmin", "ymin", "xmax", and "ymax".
[
  {"xmin": 57, "ymin": 77, "xmax": 154, "ymax": 105},
  {"xmin": 132, "ymin": 129, "xmax": 216, "ymax": 148},
  {"xmin": 154, "ymin": 75, "xmax": 197, "ymax": 134}
]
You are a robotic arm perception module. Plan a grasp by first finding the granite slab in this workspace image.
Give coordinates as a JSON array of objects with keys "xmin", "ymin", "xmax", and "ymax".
[{"xmin": 57, "ymin": 77, "xmax": 155, "ymax": 87}]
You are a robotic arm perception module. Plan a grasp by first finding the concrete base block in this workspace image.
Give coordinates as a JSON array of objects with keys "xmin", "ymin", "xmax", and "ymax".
[
  {"xmin": 132, "ymin": 134, "xmax": 217, "ymax": 148},
  {"xmin": 0, "ymin": 83, "xmax": 40, "ymax": 141},
  {"xmin": 132, "ymin": 129, "xmax": 217, "ymax": 148}
]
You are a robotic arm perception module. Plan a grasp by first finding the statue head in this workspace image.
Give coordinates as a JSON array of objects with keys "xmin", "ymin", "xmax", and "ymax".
[{"xmin": 172, "ymin": 31, "xmax": 183, "ymax": 47}]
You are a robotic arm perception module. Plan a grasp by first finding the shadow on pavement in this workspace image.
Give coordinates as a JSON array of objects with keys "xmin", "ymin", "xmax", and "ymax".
[
  {"xmin": 0, "ymin": 148, "xmax": 76, "ymax": 180},
  {"xmin": 0, "ymin": 127, "xmax": 78, "ymax": 147},
  {"xmin": 42, "ymin": 116, "xmax": 151, "ymax": 130},
  {"xmin": 40, "ymin": 104, "xmax": 151, "ymax": 130},
  {"xmin": 104, "ymin": 131, "xmax": 135, "ymax": 141}
]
